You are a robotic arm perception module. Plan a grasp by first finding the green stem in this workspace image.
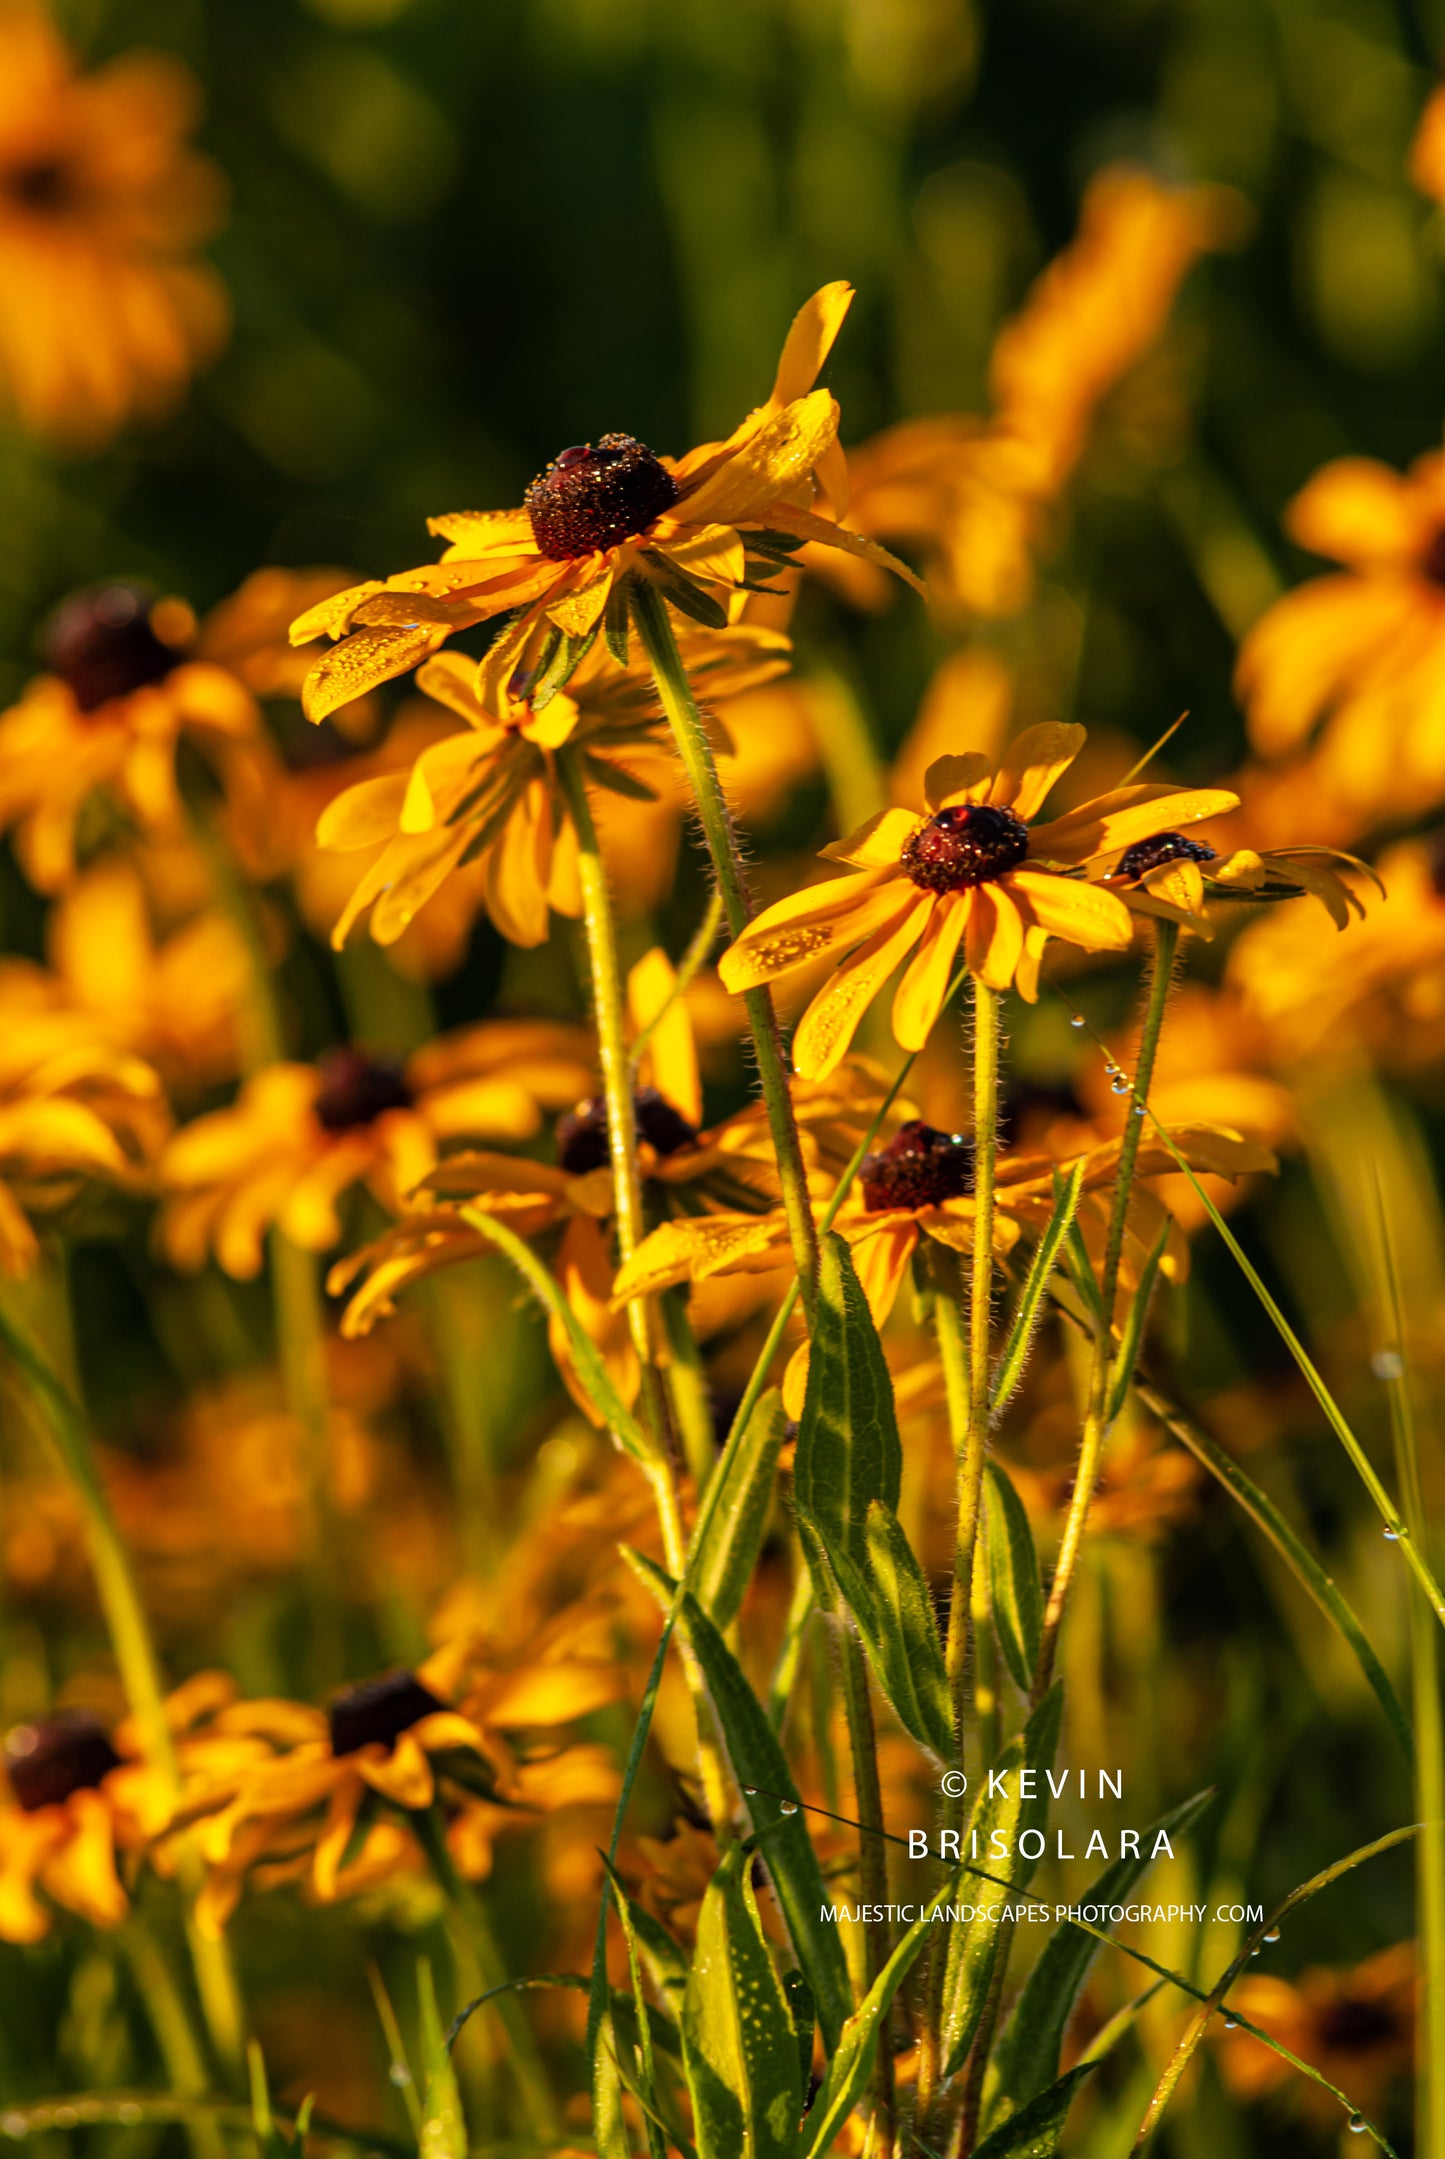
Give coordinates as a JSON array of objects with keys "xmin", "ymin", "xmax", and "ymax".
[
  {"xmin": 837, "ymin": 1627, "xmax": 894, "ymax": 2158},
  {"xmin": 630, "ymin": 579, "xmax": 819, "ymax": 1323},
  {"xmin": 766, "ymin": 1556, "xmax": 816, "ymax": 1735},
  {"xmin": 121, "ymin": 1921, "xmax": 226, "ymax": 2159},
  {"xmin": 661, "ymin": 1287, "xmax": 717, "ymax": 1494},
  {"xmin": 1035, "ymin": 920, "xmax": 1179, "ymax": 1696},
  {"xmin": 269, "ymin": 1230, "xmax": 343, "ymax": 1683},
  {"xmin": 412, "ymin": 1807, "xmax": 560, "ymax": 2143},
  {"xmin": 0, "ymin": 1294, "xmax": 246, "ymax": 2081}
]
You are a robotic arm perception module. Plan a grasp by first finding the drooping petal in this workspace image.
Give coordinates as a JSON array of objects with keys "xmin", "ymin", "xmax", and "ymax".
[
  {"xmin": 752, "ymin": 499, "xmax": 928, "ymax": 597},
  {"xmin": 987, "ymin": 722, "xmax": 1087, "ymax": 819},
  {"xmin": 967, "ymin": 882, "xmax": 1026, "ymax": 989},
  {"xmin": 717, "ymin": 869, "xmax": 898, "ymax": 991},
  {"xmin": 792, "ymin": 899, "xmax": 928, "ymax": 1077},
  {"xmin": 314, "ymin": 773, "xmax": 411, "ymax": 852},
  {"xmin": 892, "ymin": 892, "xmax": 968, "ymax": 1049},
  {"xmin": 768, "ymin": 282, "xmax": 855, "ymax": 408},
  {"xmin": 1008, "ymin": 867, "xmax": 1134, "ymax": 951},
  {"xmin": 1028, "ymin": 786, "xmax": 1239, "ymax": 865}
]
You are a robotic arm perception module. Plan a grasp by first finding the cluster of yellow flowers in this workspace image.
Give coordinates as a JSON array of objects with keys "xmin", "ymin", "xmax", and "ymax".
[{"xmin": 0, "ymin": 57, "xmax": 1437, "ymax": 2146}]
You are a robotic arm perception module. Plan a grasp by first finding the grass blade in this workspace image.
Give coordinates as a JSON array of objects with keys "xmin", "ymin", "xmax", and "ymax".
[
  {"xmin": 1105, "ymin": 1213, "xmax": 1171, "ymax": 1422},
  {"xmin": 991, "ymin": 1163, "xmax": 1087, "ymax": 1413},
  {"xmin": 984, "ymin": 1460, "xmax": 1044, "ymax": 1694}
]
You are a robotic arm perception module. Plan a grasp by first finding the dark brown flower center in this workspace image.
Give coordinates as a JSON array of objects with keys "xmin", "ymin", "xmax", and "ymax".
[
  {"xmin": 1112, "ymin": 832, "xmax": 1217, "ymax": 882},
  {"xmin": 556, "ymin": 1087, "xmax": 699, "ymax": 1173},
  {"xmin": 328, "ymin": 1669, "xmax": 446, "ymax": 1757},
  {"xmin": 5, "ymin": 1713, "xmax": 120, "ymax": 1813},
  {"xmin": 7, "ymin": 157, "xmax": 73, "ymax": 214},
  {"xmin": 1314, "ymin": 1994, "xmax": 1404, "ymax": 2054},
  {"xmin": 44, "ymin": 583, "xmax": 185, "ymax": 713},
  {"xmin": 525, "ymin": 435, "xmax": 679, "ymax": 562},
  {"xmin": 313, "ymin": 1048, "xmax": 414, "ymax": 1132},
  {"xmin": 1422, "ymin": 527, "xmax": 1445, "ymax": 587},
  {"xmin": 901, "ymin": 804, "xmax": 1030, "ymax": 893},
  {"xmin": 860, "ymin": 1120, "xmax": 975, "ymax": 1213}
]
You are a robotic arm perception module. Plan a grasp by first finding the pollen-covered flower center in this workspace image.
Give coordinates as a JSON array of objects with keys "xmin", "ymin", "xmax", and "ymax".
[
  {"xmin": 327, "ymin": 1670, "xmax": 446, "ymax": 1757},
  {"xmin": 860, "ymin": 1119, "xmax": 975, "ymax": 1213},
  {"xmin": 901, "ymin": 803, "xmax": 1030, "ymax": 892},
  {"xmin": 5, "ymin": 1713, "xmax": 121, "ymax": 1813},
  {"xmin": 556, "ymin": 1086, "xmax": 699, "ymax": 1174},
  {"xmin": 44, "ymin": 582, "xmax": 185, "ymax": 713},
  {"xmin": 1113, "ymin": 832, "xmax": 1217, "ymax": 882},
  {"xmin": 525, "ymin": 435, "xmax": 679, "ymax": 562},
  {"xmin": 313, "ymin": 1048, "xmax": 413, "ymax": 1132}
]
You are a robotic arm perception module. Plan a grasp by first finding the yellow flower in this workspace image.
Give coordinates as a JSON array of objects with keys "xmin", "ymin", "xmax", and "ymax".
[
  {"xmin": 158, "ymin": 1021, "xmax": 592, "ymax": 1279},
  {"xmin": 0, "ymin": 1672, "xmax": 257, "ymax": 1941},
  {"xmin": 718, "ymin": 723, "xmax": 1237, "ymax": 1076},
  {"xmin": 0, "ymin": 858, "xmax": 251, "ymax": 1094},
  {"xmin": 0, "ymin": 1, "xmax": 227, "ymax": 446},
  {"xmin": 0, "ymin": 583, "xmax": 258, "ymax": 892},
  {"xmin": 312, "ymin": 621, "xmax": 790, "ymax": 952},
  {"xmin": 825, "ymin": 167, "xmax": 1231, "ymax": 620},
  {"xmin": 1215, "ymin": 1941, "xmax": 1415, "ymax": 2123},
  {"xmin": 0, "ymin": 996, "xmax": 165, "ymax": 1275},
  {"xmin": 1236, "ymin": 451, "xmax": 1445, "ymax": 829},
  {"xmin": 288, "ymin": 283, "xmax": 920, "ymax": 722},
  {"xmin": 191, "ymin": 1631, "xmax": 624, "ymax": 1932},
  {"xmin": 1099, "ymin": 827, "xmax": 1371, "ymax": 933}
]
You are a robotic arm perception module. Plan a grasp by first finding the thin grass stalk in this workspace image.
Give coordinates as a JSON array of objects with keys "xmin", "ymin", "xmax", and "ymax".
[
  {"xmin": 556, "ymin": 742, "xmax": 733, "ymax": 1833},
  {"xmin": 269, "ymin": 1230, "xmax": 343, "ymax": 1680},
  {"xmin": 0, "ymin": 1296, "xmax": 246, "ymax": 2079},
  {"xmin": 630, "ymin": 578, "xmax": 820, "ymax": 1320},
  {"xmin": 837, "ymin": 1626, "xmax": 895, "ymax": 2158},
  {"xmin": 121, "ymin": 1921, "xmax": 226, "ymax": 2159},
  {"xmin": 1374, "ymin": 1202, "xmax": 1445, "ymax": 2159},
  {"xmin": 411, "ymin": 1806, "xmax": 559, "ymax": 2143},
  {"xmin": 1034, "ymin": 919, "xmax": 1179, "ymax": 1695}
]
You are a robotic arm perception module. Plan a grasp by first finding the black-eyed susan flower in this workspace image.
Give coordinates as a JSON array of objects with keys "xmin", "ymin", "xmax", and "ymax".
[
  {"xmin": 1102, "ymin": 827, "xmax": 1372, "ymax": 933},
  {"xmin": 717, "ymin": 723, "xmax": 1238, "ymax": 1076},
  {"xmin": 0, "ymin": 3, "xmax": 227, "ymax": 446},
  {"xmin": 158, "ymin": 1021, "xmax": 592, "ymax": 1279},
  {"xmin": 311, "ymin": 621, "xmax": 789, "ymax": 952},
  {"xmin": 0, "ymin": 583, "xmax": 258, "ymax": 892},
  {"xmin": 1215, "ymin": 1941, "xmax": 1415, "ymax": 2124},
  {"xmin": 0, "ymin": 998, "xmax": 166, "ymax": 1275},
  {"xmin": 288, "ymin": 284, "xmax": 920, "ymax": 721},
  {"xmin": 1236, "ymin": 451, "xmax": 1445, "ymax": 827}
]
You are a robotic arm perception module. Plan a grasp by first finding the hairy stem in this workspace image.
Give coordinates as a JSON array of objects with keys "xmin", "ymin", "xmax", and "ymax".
[
  {"xmin": 631, "ymin": 578, "xmax": 819, "ymax": 1322},
  {"xmin": 1035, "ymin": 920, "xmax": 1179, "ymax": 1695},
  {"xmin": 838, "ymin": 1626, "xmax": 894, "ymax": 2159}
]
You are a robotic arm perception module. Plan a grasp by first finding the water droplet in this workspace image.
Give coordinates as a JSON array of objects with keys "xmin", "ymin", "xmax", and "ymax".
[
  {"xmin": 1348, "ymin": 2116, "xmax": 1367, "ymax": 2135},
  {"xmin": 1223, "ymin": 2016, "xmax": 1237, "ymax": 2029},
  {"xmin": 1263, "ymin": 1925, "xmax": 1281, "ymax": 1942},
  {"xmin": 1070, "ymin": 1014, "xmax": 1086, "ymax": 1029},
  {"xmin": 1131, "ymin": 1102, "xmax": 1146, "ymax": 1118},
  {"xmin": 1371, "ymin": 1348, "xmax": 1404, "ymax": 1381},
  {"xmin": 779, "ymin": 1799, "xmax": 799, "ymax": 1816},
  {"xmin": 1249, "ymin": 1946, "xmax": 1260, "ymax": 1956},
  {"xmin": 743, "ymin": 1785, "xmax": 757, "ymax": 1796},
  {"xmin": 1111, "ymin": 1076, "xmax": 1130, "ymax": 1095},
  {"xmin": 389, "ymin": 2064, "xmax": 412, "ymax": 2087},
  {"xmin": 1384, "ymin": 1527, "xmax": 1399, "ymax": 1541}
]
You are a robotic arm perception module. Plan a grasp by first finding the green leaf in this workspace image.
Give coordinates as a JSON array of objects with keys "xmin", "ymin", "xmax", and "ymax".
[
  {"xmin": 971, "ymin": 2063, "xmax": 1097, "ymax": 2158},
  {"xmin": 826, "ymin": 1500, "xmax": 953, "ymax": 1761},
  {"xmin": 782, "ymin": 1970, "xmax": 815, "ymax": 2100},
  {"xmin": 592, "ymin": 2005, "xmax": 632, "ymax": 2159},
  {"xmin": 637, "ymin": 551, "xmax": 731, "ymax": 628},
  {"xmin": 800, "ymin": 1878, "xmax": 961, "ymax": 2159},
  {"xmin": 1105, "ymin": 1213, "xmax": 1171, "ymax": 1422},
  {"xmin": 532, "ymin": 620, "xmax": 600, "ymax": 709},
  {"xmin": 690, "ymin": 1387, "xmax": 787, "ymax": 1632},
  {"xmin": 985, "ymin": 1462, "xmax": 1044, "ymax": 1694},
  {"xmin": 583, "ymin": 751, "xmax": 661, "ymax": 802},
  {"xmin": 793, "ymin": 1232, "xmax": 902, "ymax": 1597},
  {"xmin": 1062, "ymin": 1220, "xmax": 1108, "ymax": 1333},
  {"xmin": 940, "ymin": 1687, "xmax": 1063, "ymax": 2079},
  {"xmin": 992, "ymin": 1164, "xmax": 1086, "ymax": 1414},
  {"xmin": 605, "ymin": 578, "xmax": 631, "ymax": 664},
  {"xmin": 247, "ymin": 2041, "xmax": 290, "ymax": 2159},
  {"xmin": 626, "ymin": 1552, "xmax": 853, "ymax": 2050},
  {"xmin": 681, "ymin": 1842, "xmax": 801, "ymax": 2159},
  {"xmin": 984, "ymin": 1790, "xmax": 1214, "ymax": 2129},
  {"xmin": 416, "ymin": 1961, "xmax": 467, "ymax": 2159}
]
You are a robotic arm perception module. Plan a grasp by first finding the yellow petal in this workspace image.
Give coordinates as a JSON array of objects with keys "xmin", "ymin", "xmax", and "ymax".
[
  {"xmin": 1008, "ymin": 868, "xmax": 1133, "ymax": 951},
  {"xmin": 289, "ymin": 581, "xmax": 385, "ymax": 645},
  {"xmin": 680, "ymin": 391, "xmax": 842, "ymax": 526},
  {"xmin": 966, "ymin": 882, "xmax": 1026, "ymax": 989},
  {"xmin": 427, "ymin": 508, "xmax": 536, "ymax": 554},
  {"xmin": 415, "ymin": 650, "xmax": 494, "ymax": 728},
  {"xmin": 1029, "ymin": 786, "xmax": 1240, "ymax": 865},
  {"xmin": 612, "ymin": 1213, "xmax": 786, "ymax": 1300},
  {"xmin": 718, "ymin": 870, "xmax": 899, "ymax": 991},
  {"xmin": 315, "ymin": 773, "xmax": 410, "ymax": 852},
  {"xmin": 400, "ymin": 734, "xmax": 485, "ymax": 834},
  {"xmin": 547, "ymin": 571, "xmax": 613, "ymax": 638},
  {"xmin": 924, "ymin": 752, "xmax": 992, "ymax": 810},
  {"xmin": 768, "ymin": 282, "xmax": 855, "ymax": 408},
  {"xmin": 792, "ymin": 900, "xmax": 927, "ymax": 1078},
  {"xmin": 302, "ymin": 624, "xmax": 449, "ymax": 723},
  {"xmin": 755, "ymin": 499, "xmax": 928, "ymax": 598},
  {"xmin": 821, "ymin": 806, "xmax": 924, "ymax": 868},
  {"xmin": 891, "ymin": 894, "xmax": 967, "ymax": 1049},
  {"xmin": 987, "ymin": 723, "xmax": 1086, "ymax": 819}
]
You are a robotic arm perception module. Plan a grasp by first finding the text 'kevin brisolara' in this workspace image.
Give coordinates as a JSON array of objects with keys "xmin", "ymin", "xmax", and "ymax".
[
  {"xmin": 908, "ymin": 1824, "xmax": 1176, "ymax": 1862},
  {"xmin": 819, "ymin": 1901, "xmax": 1259, "ymax": 1927}
]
